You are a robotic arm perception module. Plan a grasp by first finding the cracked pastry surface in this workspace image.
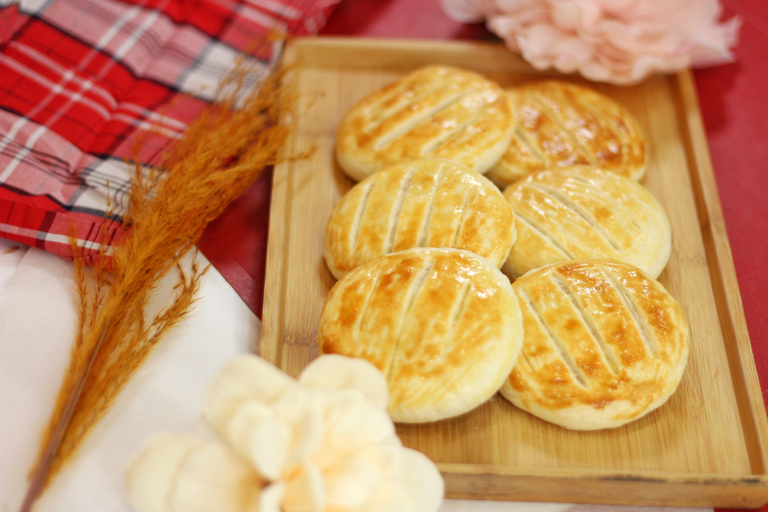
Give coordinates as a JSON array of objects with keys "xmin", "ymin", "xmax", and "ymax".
[
  {"xmin": 501, "ymin": 260, "xmax": 689, "ymax": 430},
  {"xmin": 336, "ymin": 65, "xmax": 514, "ymax": 182},
  {"xmin": 324, "ymin": 159, "xmax": 516, "ymax": 279},
  {"xmin": 318, "ymin": 247, "xmax": 524, "ymax": 423},
  {"xmin": 501, "ymin": 166, "xmax": 670, "ymax": 279},
  {"xmin": 486, "ymin": 80, "xmax": 647, "ymax": 188}
]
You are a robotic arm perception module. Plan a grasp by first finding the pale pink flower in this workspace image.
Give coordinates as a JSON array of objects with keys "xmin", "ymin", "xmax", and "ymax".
[
  {"xmin": 126, "ymin": 354, "xmax": 444, "ymax": 512},
  {"xmin": 441, "ymin": 0, "xmax": 741, "ymax": 84}
]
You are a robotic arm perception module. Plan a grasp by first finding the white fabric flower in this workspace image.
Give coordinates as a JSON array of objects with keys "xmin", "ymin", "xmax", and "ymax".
[
  {"xmin": 440, "ymin": 0, "xmax": 741, "ymax": 85},
  {"xmin": 126, "ymin": 354, "xmax": 443, "ymax": 512}
]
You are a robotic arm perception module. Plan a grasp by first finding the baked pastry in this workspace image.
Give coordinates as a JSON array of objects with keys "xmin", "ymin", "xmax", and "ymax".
[
  {"xmin": 486, "ymin": 80, "xmax": 647, "ymax": 188},
  {"xmin": 501, "ymin": 260, "xmax": 689, "ymax": 430},
  {"xmin": 502, "ymin": 166, "xmax": 671, "ymax": 279},
  {"xmin": 336, "ymin": 65, "xmax": 515, "ymax": 182},
  {"xmin": 318, "ymin": 247, "xmax": 524, "ymax": 423},
  {"xmin": 324, "ymin": 159, "xmax": 516, "ymax": 279}
]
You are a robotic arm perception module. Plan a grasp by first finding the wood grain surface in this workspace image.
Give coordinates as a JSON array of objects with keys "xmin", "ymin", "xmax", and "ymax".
[{"xmin": 260, "ymin": 37, "xmax": 768, "ymax": 507}]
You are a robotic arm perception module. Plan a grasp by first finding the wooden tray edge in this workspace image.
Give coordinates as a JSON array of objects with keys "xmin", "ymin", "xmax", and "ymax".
[
  {"xmin": 440, "ymin": 464, "xmax": 768, "ymax": 508},
  {"xmin": 282, "ymin": 36, "xmax": 542, "ymax": 73},
  {"xmin": 672, "ymin": 70, "xmax": 768, "ymax": 476}
]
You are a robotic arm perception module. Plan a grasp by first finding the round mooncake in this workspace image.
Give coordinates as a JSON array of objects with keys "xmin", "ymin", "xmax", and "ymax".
[
  {"xmin": 318, "ymin": 247, "xmax": 524, "ymax": 423},
  {"xmin": 502, "ymin": 166, "xmax": 670, "ymax": 279},
  {"xmin": 324, "ymin": 159, "xmax": 516, "ymax": 279},
  {"xmin": 501, "ymin": 260, "xmax": 689, "ymax": 430},
  {"xmin": 336, "ymin": 65, "xmax": 514, "ymax": 181},
  {"xmin": 486, "ymin": 80, "xmax": 647, "ymax": 188}
]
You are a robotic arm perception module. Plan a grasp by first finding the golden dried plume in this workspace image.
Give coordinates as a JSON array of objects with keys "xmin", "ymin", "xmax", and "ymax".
[{"xmin": 21, "ymin": 49, "xmax": 294, "ymax": 510}]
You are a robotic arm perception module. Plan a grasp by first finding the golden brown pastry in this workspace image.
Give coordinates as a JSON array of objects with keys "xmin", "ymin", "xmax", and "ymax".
[
  {"xmin": 336, "ymin": 65, "xmax": 515, "ymax": 182},
  {"xmin": 501, "ymin": 260, "xmax": 689, "ymax": 430},
  {"xmin": 502, "ymin": 166, "xmax": 670, "ymax": 279},
  {"xmin": 324, "ymin": 159, "xmax": 516, "ymax": 279},
  {"xmin": 318, "ymin": 247, "xmax": 524, "ymax": 423},
  {"xmin": 486, "ymin": 81, "xmax": 647, "ymax": 188}
]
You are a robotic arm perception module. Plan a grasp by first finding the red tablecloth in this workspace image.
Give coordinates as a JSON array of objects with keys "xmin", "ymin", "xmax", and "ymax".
[{"xmin": 198, "ymin": 1, "xmax": 768, "ymax": 510}]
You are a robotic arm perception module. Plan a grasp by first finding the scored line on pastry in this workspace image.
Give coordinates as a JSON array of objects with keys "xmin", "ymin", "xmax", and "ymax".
[
  {"xmin": 350, "ymin": 180, "xmax": 375, "ymax": 251},
  {"xmin": 552, "ymin": 272, "xmax": 621, "ymax": 375},
  {"xmin": 420, "ymin": 111, "xmax": 483, "ymax": 156},
  {"xmin": 529, "ymin": 92, "xmax": 600, "ymax": 168},
  {"xmin": 384, "ymin": 167, "xmax": 416, "ymax": 253},
  {"xmin": 514, "ymin": 211, "xmax": 574, "ymax": 259},
  {"xmin": 415, "ymin": 168, "xmax": 442, "ymax": 247},
  {"xmin": 518, "ymin": 286, "xmax": 590, "ymax": 389},
  {"xmin": 566, "ymin": 172, "xmax": 646, "ymax": 232},
  {"xmin": 520, "ymin": 350, "xmax": 539, "ymax": 374},
  {"xmin": 354, "ymin": 274, "xmax": 381, "ymax": 340},
  {"xmin": 446, "ymin": 280, "xmax": 473, "ymax": 350},
  {"xmin": 372, "ymin": 91, "xmax": 472, "ymax": 150},
  {"xmin": 448, "ymin": 190, "xmax": 475, "ymax": 248},
  {"xmin": 578, "ymin": 96, "xmax": 636, "ymax": 151},
  {"xmin": 599, "ymin": 264, "xmax": 660, "ymax": 355},
  {"xmin": 517, "ymin": 101, "xmax": 588, "ymax": 165},
  {"xmin": 513, "ymin": 127, "xmax": 546, "ymax": 164},
  {"xmin": 527, "ymin": 182, "xmax": 623, "ymax": 251},
  {"xmin": 394, "ymin": 279, "xmax": 477, "ymax": 409},
  {"xmin": 384, "ymin": 258, "xmax": 436, "ymax": 379},
  {"xmin": 363, "ymin": 80, "xmax": 448, "ymax": 135}
]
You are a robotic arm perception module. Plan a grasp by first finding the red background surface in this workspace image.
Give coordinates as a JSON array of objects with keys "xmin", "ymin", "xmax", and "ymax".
[{"xmin": 198, "ymin": 1, "xmax": 768, "ymax": 509}]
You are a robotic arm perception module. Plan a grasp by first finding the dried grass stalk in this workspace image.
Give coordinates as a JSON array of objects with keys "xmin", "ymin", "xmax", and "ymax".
[{"xmin": 21, "ymin": 51, "xmax": 293, "ymax": 510}]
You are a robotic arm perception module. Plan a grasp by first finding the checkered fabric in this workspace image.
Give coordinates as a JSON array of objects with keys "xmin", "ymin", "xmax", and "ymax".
[{"xmin": 0, "ymin": 0, "xmax": 338, "ymax": 261}]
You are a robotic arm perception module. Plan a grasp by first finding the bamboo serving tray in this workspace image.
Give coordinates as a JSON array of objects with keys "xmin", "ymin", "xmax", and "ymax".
[{"xmin": 261, "ymin": 37, "xmax": 768, "ymax": 508}]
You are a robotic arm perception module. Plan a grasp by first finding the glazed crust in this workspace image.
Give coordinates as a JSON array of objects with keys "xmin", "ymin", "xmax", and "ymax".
[
  {"xmin": 486, "ymin": 81, "xmax": 647, "ymax": 188},
  {"xmin": 501, "ymin": 167, "xmax": 670, "ymax": 279},
  {"xmin": 500, "ymin": 260, "xmax": 689, "ymax": 430},
  {"xmin": 318, "ymin": 248, "xmax": 524, "ymax": 423},
  {"xmin": 336, "ymin": 66, "xmax": 515, "ymax": 182},
  {"xmin": 324, "ymin": 159, "xmax": 516, "ymax": 279}
]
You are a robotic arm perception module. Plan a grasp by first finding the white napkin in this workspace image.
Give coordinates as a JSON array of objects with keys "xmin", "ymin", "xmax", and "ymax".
[{"xmin": 0, "ymin": 240, "xmax": 259, "ymax": 511}]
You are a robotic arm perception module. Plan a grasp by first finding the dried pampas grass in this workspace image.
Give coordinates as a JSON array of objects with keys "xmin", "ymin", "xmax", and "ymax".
[{"xmin": 21, "ymin": 52, "xmax": 294, "ymax": 510}]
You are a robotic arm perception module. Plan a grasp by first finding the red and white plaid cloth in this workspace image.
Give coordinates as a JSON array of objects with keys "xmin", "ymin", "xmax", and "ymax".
[{"xmin": 0, "ymin": 0, "xmax": 338, "ymax": 261}]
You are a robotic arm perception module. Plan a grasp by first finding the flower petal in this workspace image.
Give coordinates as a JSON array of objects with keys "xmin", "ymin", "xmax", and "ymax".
[
  {"xmin": 439, "ymin": 0, "xmax": 494, "ymax": 23},
  {"xmin": 327, "ymin": 397, "xmax": 396, "ymax": 452},
  {"xmin": 323, "ymin": 446, "xmax": 389, "ymax": 508},
  {"xmin": 310, "ymin": 393, "xmax": 399, "ymax": 472},
  {"xmin": 255, "ymin": 482, "xmax": 285, "ymax": 512},
  {"xmin": 282, "ymin": 462, "xmax": 326, "ymax": 512},
  {"xmin": 204, "ymin": 355, "xmax": 296, "ymax": 434},
  {"xmin": 226, "ymin": 400, "xmax": 290, "ymax": 481},
  {"xmin": 483, "ymin": 0, "xmax": 740, "ymax": 84},
  {"xmin": 367, "ymin": 482, "xmax": 409, "ymax": 512},
  {"xmin": 125, "ymin": 432, "xmax": 204, "ymax": 512},
  {"xmin": 299, "ymin": 354, "xmax": 389, "ymax": 410},
  {"xmin": 274, "ymin": 387, "xmax": 327, "ymax": 468},
  {"xmin": 399, "ymin": 448, "xmax": 444, "ymax": 512},
  {"xmin": 169, "ymin": 440, "xmax": 262, "ymax": 512}
]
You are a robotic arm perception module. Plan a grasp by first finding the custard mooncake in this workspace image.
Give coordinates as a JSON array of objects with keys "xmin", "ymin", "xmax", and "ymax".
[
  {"xmin": 324, "ymin": 159, "xmax": 516, "ymax": 279},
  {"xmin": 336, "ymin": 65, "xmax": 514, "ymax": 182},
  {"xmin": 501, "ymin": 260, "xmax": 689, "ymax": 430},
  {"xmin": 486, "ymin": 80, "xmax": 647, "ymax": 188},
  {"xmin": 318, "ymin": 247, "xmax": 524, "ymax": 423},
  {"xmin": 502, "ymin": 166, "xmax": 671, "ymax": 279}
]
